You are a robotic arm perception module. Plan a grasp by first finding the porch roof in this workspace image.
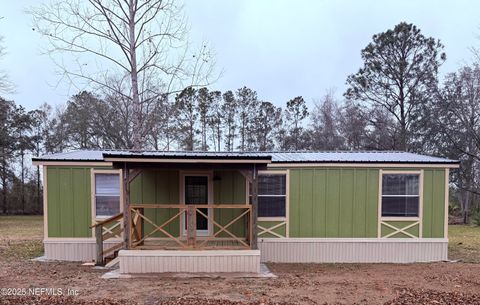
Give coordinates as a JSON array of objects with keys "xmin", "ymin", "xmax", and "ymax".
[{"xmin": 32, "ymin": 149, "xmax": 459, "ymax": 166}]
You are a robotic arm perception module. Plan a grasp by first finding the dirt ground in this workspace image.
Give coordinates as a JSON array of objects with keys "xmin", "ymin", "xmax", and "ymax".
[{"xmin": 1, "ymin": 216, "xmax": 480, "ymax": 305}]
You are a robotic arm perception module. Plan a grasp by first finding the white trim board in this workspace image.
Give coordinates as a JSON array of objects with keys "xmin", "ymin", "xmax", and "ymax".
[
  {"xmin": 258, "ymin": 238, "xmax": 447, "ymax": 243},
  {"xmin": 90, "ymin": 168, "xmax": 123, "ymax": 238},
  {"xmin": 119, "ymin": 249, "xmax": 261, "ymax": 257},
  {"xmin": 32, "ymin": 161, "xmax": 113, "ymax": 166},
  {"xmin": 43, "ymin": 165, "xmax": 48, "ymax": 239},
  {"xmin": 268, "ymin": 163, "xmax": 459, "ymax": 169}
]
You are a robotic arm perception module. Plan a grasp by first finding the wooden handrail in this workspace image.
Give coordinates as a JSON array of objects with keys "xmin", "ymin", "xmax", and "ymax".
[
  {"xmin": 130, "ymin": 203, "xmax": 252, "ymax": 209},
  {"xmin": 90, "ymin": 212, "xmax": 124, "ymax": 228},
  {"xmin": 129, "ymin": 204, "xmax": 253, "ymax": 250}
]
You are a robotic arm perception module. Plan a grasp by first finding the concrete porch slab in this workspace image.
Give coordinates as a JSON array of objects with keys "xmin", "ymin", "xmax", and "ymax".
[{"xmin": 102, "ymin": 263, "xmax": 276, "ymax": 279}]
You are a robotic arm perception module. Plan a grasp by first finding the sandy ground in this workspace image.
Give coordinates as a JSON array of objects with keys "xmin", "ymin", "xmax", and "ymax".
[
  {"xmin": 1, "ymin": 216, "xmax": 480, "ymax": 304},
  {"xmin": 1, "ymin": 255, "xmax": 480, "ymax": 304}
]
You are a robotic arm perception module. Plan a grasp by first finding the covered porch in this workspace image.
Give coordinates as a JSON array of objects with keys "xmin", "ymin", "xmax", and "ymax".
[{"xmin": 91, "ymin": 152, "xmax": 271, "ymax": 273}]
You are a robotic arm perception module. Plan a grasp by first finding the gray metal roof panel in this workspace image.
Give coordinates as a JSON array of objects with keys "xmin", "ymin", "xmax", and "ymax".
[
  {"xmin": 32, "ymin": 149, "xmax": 459, "ymax": 164},
  {"xmin": 269, "ymin": 151, "xmax": 458, "ymax": 163},
  {"xmin": 33, "ymin": 150, "xmax": 106, "ymax": 161}
]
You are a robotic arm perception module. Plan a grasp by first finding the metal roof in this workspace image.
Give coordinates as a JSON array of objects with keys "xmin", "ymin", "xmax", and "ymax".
[{"xmin": 32, "ymin": 149, "xmax": 459, "ymax": 164}]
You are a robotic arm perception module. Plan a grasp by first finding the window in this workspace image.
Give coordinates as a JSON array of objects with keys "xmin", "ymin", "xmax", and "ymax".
[
  {"xmin": 251, "ymin": 173, "xmax": 287, "ymax": 218},
  {"xmin": 381, "ymin": 173, "xmax": 420, "ymax": 217},
  {"xmin": 95, "ymin": 173, "xmax": 120, "ymax": 218}
]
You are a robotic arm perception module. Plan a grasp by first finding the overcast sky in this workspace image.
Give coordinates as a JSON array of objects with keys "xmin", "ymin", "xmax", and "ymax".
[{"xmin": 0, "ymin": 0, "xmax": 479, "ymax": 110}]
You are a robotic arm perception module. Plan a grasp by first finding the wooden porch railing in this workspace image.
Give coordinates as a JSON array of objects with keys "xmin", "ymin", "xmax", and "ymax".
[
  {"xmin": 90, "ymin": 212, "xmax": 125, "ymax": 265},
  {"xmin": 92, "ymin": 204, "xmax": 253, "ymax": 265},
  {"xmin": 128, "ymin": 204, "xmax": 253, "ymax": 250}
]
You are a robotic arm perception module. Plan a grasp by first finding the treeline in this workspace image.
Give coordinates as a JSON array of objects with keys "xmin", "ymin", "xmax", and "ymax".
[
  {"xmin": 1, "ymin": 100, "xmax": 45, "ymax": 214},
  {"xmin": 2, "ymin": 22, "xmax": 480, "ymax": 222},
  {"xmin": 32, "ymin": 88, "xmax": 401, "ymax": 153},
  {"xmin": 0, "ymin": 86, "xmax": 412, "ymax": 214}
]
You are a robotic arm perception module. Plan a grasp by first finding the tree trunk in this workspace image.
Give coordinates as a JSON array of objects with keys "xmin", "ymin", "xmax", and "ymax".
[
  {"xmin": 1, "ymin": 168, "xmax": 6, "ymax": 214},
  {"xmin": 217, "ymin": 125, "xmax": 221, "ymax": 151},
  {"xmin": 21, "ymin": 150, "xmax": 25, "ymax": 214},
  {"xmin": 129, "ymin": 1, "xmax": 142, "ymax": 150},
  {"xmin": 465, "ymin": 191, "xmax": 471, "ymax": 224},
  {"xmin": 1, "ymin": 148, "xmax": 7, "ymax": 214},
  {"xmin": 241, "ymin": 120, "xmax": 245, "ymax": 151}
]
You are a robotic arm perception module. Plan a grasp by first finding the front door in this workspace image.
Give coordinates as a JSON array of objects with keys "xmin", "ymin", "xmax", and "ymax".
[{"xmin": 184, "ymin": 175, "xmax": 210, "ymax": 235}]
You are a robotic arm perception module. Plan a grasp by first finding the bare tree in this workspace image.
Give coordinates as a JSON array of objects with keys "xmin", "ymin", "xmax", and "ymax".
[
  {"xmin": 427, "ymin": 64, "xmax": 480, "ymax": 222},
  {"xmin": 0, "ymin": 35, "xmax": 14, "ymax": 94},
  {"xmin": 338, "ymin": 100, "xmax": 368, "ymax": 150},
  {"xmin": 29, "ymin": 0, "xmax": 216, "ymax": 149},
  {"xmin": 310, "ymin": 93, "xmax": 344, "ymax": 150}
]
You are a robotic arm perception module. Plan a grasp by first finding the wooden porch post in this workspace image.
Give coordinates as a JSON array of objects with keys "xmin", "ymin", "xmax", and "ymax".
[
  {"xmin": 95, "ymin": 225, "xmax": 103, "ymax": 265},
  {"xmin": 251, "ymin": 164, "xmax": 258, "ymax": 250},
  {"xmin": 187, "ymin": 205, "xmax": 196, "ymax": 247},
  {"xmin": 123, "ymin": 163, "xmax": 131, "ymax": 249}
]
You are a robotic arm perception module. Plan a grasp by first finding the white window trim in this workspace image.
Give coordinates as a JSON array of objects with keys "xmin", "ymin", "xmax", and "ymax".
[
  {"xmin": 90, "ymin": 169, "xmax": 123, "ymax": 237},
  {"xmin": 378, "ymin": 170, "xmax": 423, "ymax": 238},
  {"xmin": 248, "ymin": 170, "xmax": 289, "ymax": 236}
]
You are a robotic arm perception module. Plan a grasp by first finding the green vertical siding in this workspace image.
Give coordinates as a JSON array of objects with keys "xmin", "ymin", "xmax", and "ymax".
[
  {"xmin": 365, "ymin": 170, "xmax": 379, "ymax": 237},
  {"xmin": 422, "ymin": 169, "xmax": 446, "ymax": 238},
  {"xmin": 289, "ymin": 167, "xmax": 446, "ymax": 238},
  {"xmin": 45, "ymin": 165, "xmax": 448, "ymax": 240},
  {"xmin": 129, "ymin": 170, "xmax": 247, "ymax": 238},
  {"xmin": 213, "ymin": 170, "xmax": 247, "ymax": 237},
  {"xmin": 325, "ymin": 169, "xmax": 341, "ymax": 237},
  {"xmin": 289, "ymin": 168, "xmax": 379, "ymax": 238},
  {"xmin": 46, "ymin": 167, "xmax": 92, "ymax": 237},
  {"xmin": 130, "ymin": 170, "xmax": 180, "ymax": 237}
]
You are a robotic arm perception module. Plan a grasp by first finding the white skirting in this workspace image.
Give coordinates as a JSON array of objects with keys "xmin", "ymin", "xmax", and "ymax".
[
  {"xmin": 118, "ymin": 250, "xmax": 261, "ymax": 274},
  {"xmin": 43, "ymin": 238, "xmax": 448, "ymax": 264},
  {"xmin": 43, "ymin": 239, "xmax": 120, "ymax": 262},
  {"xmin": 259, "ymin": 238, "xmax": 448, "ymax": 263}
]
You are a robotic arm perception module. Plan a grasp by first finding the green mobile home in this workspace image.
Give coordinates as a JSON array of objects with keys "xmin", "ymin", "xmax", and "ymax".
[{"xmin": 32, "ymin": 150, "xmax": 458, "ymax": 274}]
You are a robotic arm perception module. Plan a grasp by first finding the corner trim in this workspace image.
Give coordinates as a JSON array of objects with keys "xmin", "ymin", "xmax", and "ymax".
[{"xmin": 43, "ymin": 165, "xmax": 48, "ymax": 239}]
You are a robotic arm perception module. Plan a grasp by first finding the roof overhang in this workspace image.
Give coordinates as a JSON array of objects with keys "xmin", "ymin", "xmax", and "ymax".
[{"xmin": 102, "ymin": 153, "xmax": 272, "ymax": 164}]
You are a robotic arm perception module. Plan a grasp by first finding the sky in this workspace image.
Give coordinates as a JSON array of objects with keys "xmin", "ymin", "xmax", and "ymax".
[{"xmin": 0, "ymin": 0, "xmax": 479, "ymax": 110}]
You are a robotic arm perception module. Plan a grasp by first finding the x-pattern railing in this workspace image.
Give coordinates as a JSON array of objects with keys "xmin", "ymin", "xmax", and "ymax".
[{"xmin": 129, "ymin": 204, "xmax": 252, "ymax": 250}]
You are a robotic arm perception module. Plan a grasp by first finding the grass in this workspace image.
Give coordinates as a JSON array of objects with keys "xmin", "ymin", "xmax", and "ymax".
[
  {"xmin": 449, "ymin": 224, "xmax": 480, "ymax": 263},
  {"xmin": 0, "ymin": 215, "xmax": 44, "ymax": 259},
  {"xmin": 0, "ymin": 215, "xmax": 43, "ymax": 240}
]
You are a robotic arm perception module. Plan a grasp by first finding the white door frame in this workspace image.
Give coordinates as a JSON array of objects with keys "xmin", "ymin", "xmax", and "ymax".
[{"xmin": 179, "ymin": 171, "xmax": 214, "ymax": 237}]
